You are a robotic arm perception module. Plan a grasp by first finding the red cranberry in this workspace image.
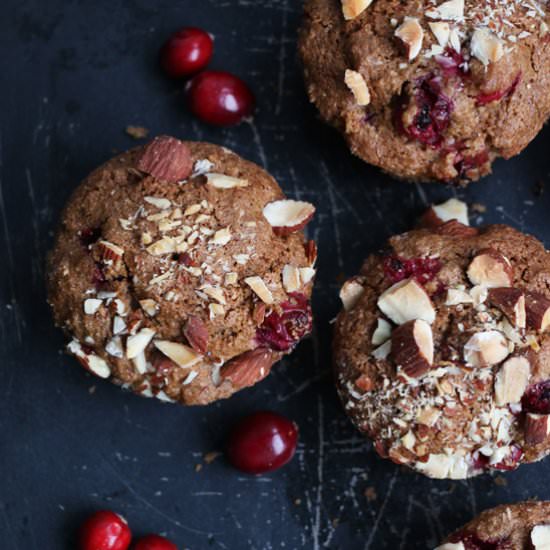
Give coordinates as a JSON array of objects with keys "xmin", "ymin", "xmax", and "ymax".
[
  {"xmin": 453, "ymin": 150, "xmax": 490, "ymax": 180},
  {"xmin": 80, "ymin": 227, "xmax": 101, "ymax": 248},
  {"xmin": 522, "ymin": 380, "xmax": 550, "ymax": 414},
  {"xmin": 186, "ymin": 70, "xmax": 255, "ymax": 126},
  {"xmin": 79, "ymin": 510, "xmax": 132, "ymax": 550},
  {"xmin": 255, "ymin": 293, "xmax": 312, "ymax": 352},
  {"xmin": 159, "ymin": 27, "xmax": 213, "ymax": 78},
  {"xmin": 435, "ymin": 48, "xmax": 469, "ymax": 78},
  {"xmin": 226, "ymin": 411, "xmax": 298, "ymax": 474},
  {"xmin": 134, "ymin": 534, "xmax": 178, "ymax": 550},
  {"xmin": 476, "ymin": 73, "xmax": 521, "ymax": 105},
  {"xmin": 382, "ymin": 255, "xmax": 442, "ymax": 285}
]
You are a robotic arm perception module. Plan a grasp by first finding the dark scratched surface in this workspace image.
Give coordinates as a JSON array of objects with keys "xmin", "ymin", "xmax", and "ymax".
[{"xmin": 2, "ymin": 1, "xmax": 550, "ymax": 549}]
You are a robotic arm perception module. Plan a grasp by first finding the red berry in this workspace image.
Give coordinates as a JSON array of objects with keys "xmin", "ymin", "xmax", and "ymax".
[
  {"xmin": 79, "ymin": 510, "xmax": 132, "ymax": 550},
  {"xmin": 227, "ymin": 411, "xmax": 298, "ymax": 474},
  {"xmin": 186, "ymin": 71, "xmax": 255, "ymax": 126},
  {"xmin": 382, "ymin": 255, "xmax": 442, "ymax": 285},
  {"xmin": 522, "ymin": 380, "xmax": 550, "ymax": 414},
  {"xmin": 134, "ymin": 534, "xmax": 178, "ymax": 550},
  {"xmin": 160, "ymin": 27, "xmax": 213, "ymax": 78}
]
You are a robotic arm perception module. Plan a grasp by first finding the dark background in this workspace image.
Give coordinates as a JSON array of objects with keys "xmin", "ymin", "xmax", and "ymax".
[{"xmin": 2, "ymin": 1, "xmax": 550, "ymax": 549}]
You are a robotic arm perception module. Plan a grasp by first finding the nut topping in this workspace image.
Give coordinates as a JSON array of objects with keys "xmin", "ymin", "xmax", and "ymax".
[
  {"xmin": 463, "ymin": 330, "xmax": 509, "ymax": 367},
  {"xmin": 494, "ymin": 356, "xmax": 530, "ymax": 406},
  {"xmin": 95, "ymin": 240, "xmax": 124, "ymax": 265},
  {"xmin": 262, "ymin": 199, "xmax": 315, "ymax": 236},
  {"xmin": 467, "ymin": 249, "xmax": 513, "ymax": 288},
  {"xmin": 429, "ymin": 22, "xmax": 451, "ymax": 47},
  {"xmin": 377, "ymin": 278, "xmax": 436, "ymax": 325},
  {"xmin": 531, "ymin": 524, "xmax": 550, "ymax": 549},
  {"xmin": 525, "ymin": 413, "xmax": 550, "ymax": 446},
  {"xmin": 344, "ymin": 69, "xmax": 371, "ymax": 106},
  {"xmin": 220, "ymin": 348, "xmax": 275, "ymax": 389},
  {"xmin": 244, "ymin": 276, "xmax": 274, "ymax": 305},
  {"xmin": 205, "ymin": 173, "xmax": 249, "ymax": 189},
  {"xmin": 390, "ymin": 320, "xmax": 434, "ymax": 378},
  {"xmin": 394, "ymin": 17, "xmax": 424, "ymax": 61},
  {"xmin": 137, "ymin": 135, "xmax": 193, "ymax": 183},
  {"xmin": 341, "ymin": 0, "xmax": 372, "ymax": 20},
  {"xmin": 421, "ymin": 198, "xmax": 469, "ymax": 228},
  {"xmin": 525, "ymin": 292, "xmax": 550, "ymax": 332},
  {"xmin": 487, "ymin": 288, "xmax": 526, "ymax": 328},
  {"xmin": 126, "ymin": 327, "xmax": 156, "ymax": 359},
  {"xmin": 425, "ymin": 0, "xmax": 464, "ymax": 21},
  {"xmin": 282, "ymin": 265, "xmax": 301, "ymax": 293},
  {"xmin": 339, "ymin": 279, "xmax": 364, "ymax": 311},
  {"xmin": 372, "ymin": 318, "xmax": 392, "ymax": 345},
  {"xmin": 67, "ymin": 340, "xmax": 111, "ymax": 379},
  {"xmin": 154, "ymin": 340, "xmax": 202, "ymax": 368},
  {"xmin": 470, "ymin": 28, "xmax": 504, "ymax": 66}
]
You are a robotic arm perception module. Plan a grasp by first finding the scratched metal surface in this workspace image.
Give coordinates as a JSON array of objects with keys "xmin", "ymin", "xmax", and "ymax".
[{"xmin": 2, "ymin": 1, "xmax": 550, "ymax": 549}]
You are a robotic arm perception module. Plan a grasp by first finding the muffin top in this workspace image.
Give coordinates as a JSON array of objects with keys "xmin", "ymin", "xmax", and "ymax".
[
  {"xmin": 437, "ymin": 501, "xmax": 550, "ymax": 549},
  {"xmin": 48, "ymin": 136, "xmax": 316, "ymax": 405},
  {"xmin": 299, "ymin": 0, "xmax": 550, "ymax": 183},
  {"xmin": 334, "ymin": 199, "xmax": 550, "ymax": 478}
]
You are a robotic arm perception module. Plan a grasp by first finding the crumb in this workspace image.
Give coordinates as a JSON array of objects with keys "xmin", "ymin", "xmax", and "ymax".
[
  {"xmin": 126, "ymin": 125, "xmax": 149, "ymax": 139},
  {"xmin": 494, "ymin": 475, "xmax": 507, "ymax": 487},
  {"xmin": 471, "ymin": 202, "xmax": 486, "ymax": 214},
  {"xmin": 195, "ymin": 463, "xmax": 203, "ymax": 473},
  {"xmin": 204, "ymin": 451, "xmax": 221, "ymax": 464},
  {"xmin": 294, "ymin": 498, "xmax": 302, "ymax": 506},
  {"xmin": 364, "ymin": 486, "xmax": 377, "ymax": 502}
]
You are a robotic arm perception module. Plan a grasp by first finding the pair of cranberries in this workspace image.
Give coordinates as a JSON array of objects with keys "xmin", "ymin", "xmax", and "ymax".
[
  {"xmin": 382, "ymin": 255, "xmax": 442, "ymax": 285},
  {"xmin": 79, "ymin": 511, "xmax": 176, "ymax": 550},
  {"xmin": 159, "ymin": 27, "xmax": 254, "ymax": 126}
]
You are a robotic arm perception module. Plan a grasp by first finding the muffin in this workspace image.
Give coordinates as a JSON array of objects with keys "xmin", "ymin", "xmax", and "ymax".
[
  {"xmin": 299, "ymin": 0, "xmax": 550, "ymax": 183},
  {"xmin": 47, "ymin": 136, "xmax": 316, "ymax": 405},
  {"xmin": 334, "ymin": 198, "xmax": 550, "ymax": 479},
  {"xmin": 436, "ymin": 501, "xmax": 550, "ymax": 549}
]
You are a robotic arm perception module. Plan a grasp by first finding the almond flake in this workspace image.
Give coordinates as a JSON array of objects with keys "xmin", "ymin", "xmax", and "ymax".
[
  {"xmin": 158, "ymin": 219, "xmax": 182, "ymax": 232},
  {"xmin": 113, "ymin": 316, "xmax": 127, "ymax": 335},
  {"xmin": 425, "ymin": 0, "xmax": 464, "ymax": 21},
  {"xmin": 429, "ymin": 21, "xmax": 451, "ymax": 47},
  {"xmin": 211, "ymin": 227, "xmax": 232, "ymax": 246},
  {"xmin": 133, "ymin": 351, "xmax": 148, "ymax": 374},
  {"xmin": 341, "ymin": 0, "xmax": 372, "ymax": 20},
  {"xmin": 67, "ymin": 340, "xmax": 111, "ymax": 379},
  {"xmin": 233, "ymin": 254, "xmax": 250, "ymax": 265},
  {"xmin": 372, "ymin": 318, "xmax": 392, "ymax": 345},
  {"xmin": 200, "ymin": 285, "xmax": 226, "ymax": 305},
  {"xmin": 140, "ymin": 299, "xmax": 159, "ymax": 317},
  {"xmin": 344, "ymin": 69, "xmax": 371, "ymax": 106},
  {"xmin": 282, "ymin": 265, "xmax": 301, "ymax": 293},
  {"xmin": 96, "ymin": 240, "xmax": 124, "ymax": 264},
  {"xmin": 183, "ymin": 370, "xmax": 199, "ymax": 385},
  {"xmin": 184, "ymin": 203, "xmax": 202, "ymax": 216},
  {"xmin": 105, "ymin": 336, "xmax": 124, "ymax": 358},
  {"xmin": 340, "ymin": 279, "xmax": 364, "ymax": 311},
  {"xmin": 206, "ymin": 173, "xmax": 249, "ymax": 189},
  {"xmin": 141, "ymin": 232, "xmax": 153, "ymax": 245},
  {"xmin": 126, "ymin": 327, "xmax": 156, "ymax": 358},
  {"xmin": 471, "ymin": 28, "xmax": 504, "ymax": 66},
  {"xmin": 209, "ymin": 303, "xmax": 225, "ymax": 319},
  {"xmin": 299, "ymin": 267, "xmax": 316, "ymax": 285},
  {"xmin": 244, "ymin": 276, "xmax": 274, "ymax": 304},
  {"xmin": 225, "ymin": 272, "xmax": 238, "ymax": 286},
  {"xmin": 531, "ymin": 525, "xmax": 550, "ymax": 549},
  {"xmin": 395, "ymin": 17, "xmax": 424, "ymax": 61},
  {"xmin": 154, "ymin": 340, "xmax": 202, "ymax": 368},
  {"xmin": 494, "ymin": 356, "xmax": 530, "ymax": 406},
  {"xmin": 147, "ymin": 236, "xmax": 177, "ymax": 256},
  {"xmin": 84, "ymin": 298, "xmax": 102, "ymax": 315},
  {"xmin": 144, "ymin": 196, "xmax": 171, "ymax": 209}
]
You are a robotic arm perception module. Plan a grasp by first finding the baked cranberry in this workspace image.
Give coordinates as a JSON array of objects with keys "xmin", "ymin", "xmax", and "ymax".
[
  {"xmin": 80, "ymin": 227, "xmax": 101, "ymax": 248},
  {"xmin": 92, "ymin": 263, "xmax": 107, "ymax": 288},
  {"xmin": 449, "ymin": 533, "xmax": 512, "ymax": 549},
  {"xmin": 435, "ymin": 48, "xmax": 468, "ymax": 78},
  {"xmin": 476, "ymin": 73, "xmax": 521, "ymax": 105},
  {"xmin": 159, "ymin": 27, "xmax": 213, "ymax": 78},
  {"xmin": 186, "ymin": 70, "xmax": 255, "ymax": 126},
  {"xmin": 134, "ymin": 534, "xmax": 178, "ymax": 550},
  {"xmin": 522, "ymin": 380, "xmax": 550, "ymax": 414},
  {"xmin": 454, "ymin": 150, "xmax": 490, "ymax": 180},
  {"xmin": 382, "ymin": 255, "xmax": 442, "ymax": 285},
  {"xmin": 79, "ymin": 510, "xmax": 132, "ymax": 550},
  {"xmin": 472, "ymin": 445, "xmax": 523, "ymax": 472},
  {"xmin": 255, "ymin": 293, "xmax": 312, "ymax": 352},
  {"xmin": 227, "ymin": 411, "xmax": 298, "ymax": 474}
]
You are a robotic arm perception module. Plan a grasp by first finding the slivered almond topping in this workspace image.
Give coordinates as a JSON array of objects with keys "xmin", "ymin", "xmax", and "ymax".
[
  {"xmin": 141, "ymin": 232, "xmax": 153, "ymax": 245},
  {"xmin": 299, "ymin": 267, "xmax": 316, "ymax": 285},
  {"xmin": 244, "ymin": 276, "xmax": 274, "ymax": 304},
  {"xmin": 340, "ymin": 279, "xmax": 364, "ymax": 311},
  {"xmin": 133, "ymin": 351, "xmax": 148, "ymax": 374},
  {"xmin": 211, "ymin": 227, "xmax": 232, "ymax": 246},
  {"xmin": 67, "ymin": 340, "xmax": 111, "ymax": 379},
  {"xmin": 487, "ymin": 288, "xmax": 526, "ymax": 328},
  {"xmin": 525, "ymin": 414, "xmax": 550, "ymax": 446},
  {"xmin": 209, "ymin": 303, "xmax": 225, "ymax": 319},
  {"xmin": 471, "ymin": 28, "xmax": 504, "ymax": 66},
  {"xmin": 206, "ymin": 173, "xmax": 249, "ymax": 189},
  {"xmin": 154, "ymin": 340, "xmax": 202, "ymax": 368},
  {"xmin": 377, "ymin": 278, "xmax": 436, "ymax": 325},
  {"xmin": 531, "ymin": 524, "xmax": 550, "ymax": 549},
  {"xmin": 126, "ymin": 328, "xmax": 156, "ymax": 359},
  {"xmin": 147, "ymin": 236, "xmax": 177, "ymax": 256},
  {"xmin": 434, "ymin": 542, "xmax": 466, "ymax": 550},
  {"xmin": 372, "ymin": 318, "xmax": 392, "ymax": 345},
  {"xmin": 467, "ymin": 249, "xmax": 513, "ymax": 288},
  {"xmin": 525, "ymin": 292, "xmax": 550, "ymax": 332},
  {"xmin": 341, "ymin": 0, "xmax": 372, "ymax": 20},
  {"xmin": 395, "ymin": 17, "xmax": 424, "ymax": 61},
  {"xmin": 429, "ymin": 21, "xmax": 451, "ymax": 47},
  {"xmin": 200, "ymin": 285, "xmax": 226, "ymax": 305},
  {"xmin": 184, "ymin": 203, "xmax": 202, "ymax": 216},
  {"xmin": 282, "ymin": 265, "xmax": 301, "ymax": 293},
  {"xmin": 445, "ymin": 288, "xmax": 473, "ymax": 306},
  {"xmin": 84, "ymin": 298, "xmax": 102, "ymax": 315},
  {"xmin": 344, "ymin": 69, "xmax": 371, "ymax": 106},
  {"xmin": 105, "ymin": 336, "xmax": 124, "ymax": 358},
  {"xmin": 139, "ymin": 299, "xmax": 159, "ymax": 317},
  {"xmin": 425, "ymin": 0, "xmax": 464, "ymax": 21},
  {"xmin": 96, "ymin": 240, "xmax": 124, "ymax": 264},
  {"xmin": 494, "ymin": 356, "xmax": 530, "ymax": 406},
  {"xmin": 144, "ymin": 196, "xmax": 171, "ymax": 209},
  {"xmin": 372, "ymin": 340, "xmax": 391, "ymax": 360},
  {"xmin": 463, "ymin": 330, "xmax": 509, "ymax": 367},
  {"xmin": 390, "ymin": 319, "xmax": 434, "ymax": 378}
]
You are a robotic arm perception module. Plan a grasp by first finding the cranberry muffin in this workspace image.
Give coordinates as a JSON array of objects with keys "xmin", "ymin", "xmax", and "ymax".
[
  {"xmin": 47, "ymin": 136, "xmax": 316, "ymax": 405},
  {"xmin": 436, "ymin": 501, "xmax": 550, "ymax": 549},
  {"xmin": 334, "ymin": 199, "xmax": 550, "ymax": 479},
  {"xmin": 299, "ymin": 0, "xmax": 550, "ymax": 183}
]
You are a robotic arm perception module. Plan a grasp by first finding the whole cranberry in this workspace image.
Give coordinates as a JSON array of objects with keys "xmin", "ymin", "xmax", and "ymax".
[
  {"xmin": 79, "ymin": 510, "xmax": 132, "ymax": 550},
  {"xmin": 522, "ymin": 380, "xmax": 550, "ymax": 414},
  {"xmin": 134, "ymin": 534, "xmax": 178, "ymax": 550},
  {"xmin": 186, "ymin": 70, "xmax": 255, "ymax": 126},
  {"xmin": 159, "ymin": 27, "xmax": 213, "ymax": 78},
  {"xmin": 227, "ymin": 411, "xmax": 298, "ymax": 474}
]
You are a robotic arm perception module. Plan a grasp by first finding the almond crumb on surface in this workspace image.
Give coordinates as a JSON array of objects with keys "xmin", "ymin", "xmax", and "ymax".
[
  {"xmin": 125, "ymin": 125, "xmax": 149, "ymax": 139},
  {"xmin": 204, "ymin": 451, "xmax": 222, "ymax": 464}
]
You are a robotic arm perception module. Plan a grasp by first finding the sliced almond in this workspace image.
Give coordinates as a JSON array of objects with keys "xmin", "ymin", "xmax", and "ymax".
[
  {"xmin": 425, "ymin": 0, "xmax": 464, "ymax": 20},
  {"xmin": 470, "ymin": 28, "xmax": 504, "ymax": 66},
  {"xmin": 96, "ymin": 240, "xmax": 124, "ymax": 264},
  {"xmin": 282, "ymin": 265, "xmax": 301, "ymax": 293},
  {"xmin": 525, "ymin": 414, "xmax": 550, "ymax": 446},
  {"xmin": 371, "ymin": 340, "xmax": 391, "ymax": 360},
  {"xmin": 84, "ymin": 298, "xmax": 103, "ymax": 315},
  {"xmin": 244, "ymin": 276, "xmax": 274, "ymax": 304},
  {"xmin": 105, "ymin": 336, "xmax": 124, "ymax": 358},
  {"xmin": 463, "ymin": 330, "xmax": 509, "ymax": 367},
  {"xmin": 262, "ymin": 200, "xmax": 315, "ymax": 236},
  {"xmin": 487, "ymin": 288, "xmax": 526, "ymax": 328},
  {"xmin": 133, "ymin": 351, "xmax": 148, "ymax": 374},
  {"xmin": 494, "ymin": 356, "xmax": 530, "ymax": 406},
  {"xmin": 377, "ymin": 278, "xmax": 436, "ymax": 325},
  {"xmin": 206, "ymin": 173, "xmax": 249, "ymax": 189},
  {"xmin": 422, "ymin": 198, "xmax": 469, "ymax": 228},
  {"xmin": 434, "ymin": 543, "xmax": 466, "ymax": 550},
  {"xmin": 341, "ymin": 0, "xmax": 372, "ymax": 20},
  {"xmin": 390, "ymin": 320, "xmax": 434, "ymax": 378},
  {"xmin": 139, "ymin": 298, "xmax": 159, "ymax": 317},
  {"xmin": 445, "ymin": 288, "xmax": 473, "ymax": 306},
  {"xmin": 147, "ymin": 236, "xmax": 177, "ymax": 256},
  {"xmin": 395, "ymin": 17, "xmax": 424, "ymax": 61},
  {"xmin": 372, "ymin": 318, "xmax": 392, "ymax": 345},
  {"xmin": 209, "ymin": 303, "xmax": 225, "ymax": 319},
  {"xmin": 67, "ymin": 340, "xmax": 111, "ymax": 379},
  {"xmin": 429, "ymin": 22, "xmax": 451, "ymax": 47},
  {"xmin": 531, "ymin": 524, "xmax": 550, "ymax": 549},
  {"xmin": 126, "ymin": 327, "xmax": 156, "ymax": 359},
  {"xmin": 154, "ymin": 340, "xmax": 202, "ymax": 368},
  {"xmin": 299, "ymin": 267, "xmax": 316, "ymax": 285},
  {"xmin": 467, "ymin": 249, "xmax": 513, "ymax": 288},
  {"xmin": 344, "ymin": 69, "xmax": 371, "ymax": 106},
  {"xmin": 525, "ymin": 292, "xmax": 550, "ymax": 332},
  {"xmin": 144, "ymin": 196, "xmax": 171, "ymax": 209},
  {"xmin": 211, "ymin": 227, "xmax": 232, "ymax": 246},
  {"xmin": 340, "ymin": 279, "xmax": 364, "ymax": 311},
  {"xmin": 200, "ymin": 285, "xmax": 226, "ymax": 305}
]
